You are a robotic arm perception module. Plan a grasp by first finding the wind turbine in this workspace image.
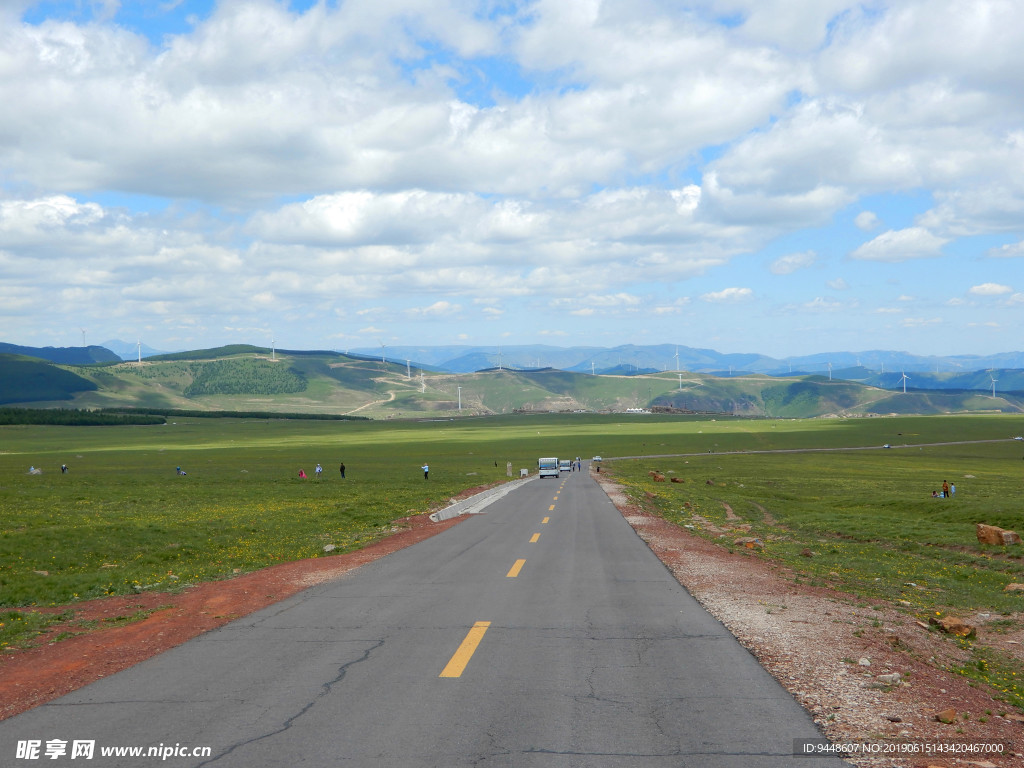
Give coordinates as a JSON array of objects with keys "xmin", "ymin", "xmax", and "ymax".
[
  {"xmin": 990, "ymin": 372, "xmax": 998, "ymax": 398},
  {"xmin": 827, "ymin": 362, "xmax": 832, "ymax": 381},
  {"xmin": 406, "ymin": 359, "xmax": 411, "ymax": 379},
  {"xmin": 137, "ymin": 340, "xmax": 142, "ymax": 364},
  {"xmin": 674, "ymin": 347, "xmax": 680, "ymax": 372},
  {"xmin": 899, "ymin": 371, "xmax": 909, "ymax": 394},
  {"xmin": 80, "ymin": 328, "xmax": 86, "ymax": 347}
]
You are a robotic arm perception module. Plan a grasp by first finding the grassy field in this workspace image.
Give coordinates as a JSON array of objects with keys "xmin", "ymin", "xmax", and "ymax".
[{"xmin": 4, "ymin": 412, "xmax": 1024, "ymax": 653}]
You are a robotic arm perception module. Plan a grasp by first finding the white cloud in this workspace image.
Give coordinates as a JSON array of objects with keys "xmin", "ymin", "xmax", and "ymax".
[
  {"xmin": 4, "ymin": 1, "xmax": 1024, "ymax": 354},
  {"xmin": 700, "ymin": 287, "xmax": 753, "ymax": 303},
  {"xmin": 826, "ymin": 277, "xmax": 849, "ymax": 290},
  {"xmin": 769, "ymin": 250, "xmax": 816, "ymax": 275},
  {"xmin": 987, "ymin": 240, "xmax": 1024, "ymax": 258},
  {"xmin": 854, "ymin": 211, "xmax": 879, "ymax": 231},
  {"xmin": 901, "ymin": 317, "xmax": 942, "ymax": 328},
  {"xmin": 406, "ymin": 301, "xmax": 462, "ymax": 318},
  {"xmin": 802, "ymin": 296, "xmax": 842, "ymax": 311},
  {"xmin": 849, "ymin": 227, "xmax": 948, "ymax": 262},
  {"xmin": 968, "ymin": 283, "xmax": 1013, "ymax": 296}
]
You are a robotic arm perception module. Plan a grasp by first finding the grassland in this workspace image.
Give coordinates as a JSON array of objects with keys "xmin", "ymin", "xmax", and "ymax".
[
  {"xmin": 4, "ymin": 412, "xmax": 1024, "ymax": 656},
  {"xmin": 599, "ymin": 412, "xmax": 1024, "ymax": 709}
]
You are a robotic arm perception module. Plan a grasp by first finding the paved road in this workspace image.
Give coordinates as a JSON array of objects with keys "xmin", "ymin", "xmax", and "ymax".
[{"xmin": 0, "ymin": 469, "xmax": 848, "ymax": 767}]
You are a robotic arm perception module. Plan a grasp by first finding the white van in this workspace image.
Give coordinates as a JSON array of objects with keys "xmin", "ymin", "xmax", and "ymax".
[{"xmin": 538, "ymin": 457, "xmax": 559, "ymax": 478}]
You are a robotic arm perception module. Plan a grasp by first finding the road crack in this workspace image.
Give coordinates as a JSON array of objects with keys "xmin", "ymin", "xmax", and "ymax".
[{"xmin": 195, "ymin": 638, "xmax": 385, "ymax": 766}]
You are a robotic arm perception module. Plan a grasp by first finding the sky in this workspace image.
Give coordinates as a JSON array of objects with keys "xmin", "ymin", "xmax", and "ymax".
[{"xmin": 2, "ymin": 0, "xmax": 1023, "ymax": 359}]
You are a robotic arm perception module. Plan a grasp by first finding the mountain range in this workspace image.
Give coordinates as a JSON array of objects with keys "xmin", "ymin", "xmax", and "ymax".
[
  {"xmin": 2, "ymin": 342, "xmax": 1023, "ymax": 418},
  {"xmin": 350, "ymin": 343, "xmax": 1024, "ymax": 377}
]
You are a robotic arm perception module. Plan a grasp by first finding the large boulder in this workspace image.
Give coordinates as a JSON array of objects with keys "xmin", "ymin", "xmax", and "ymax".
[{"xmin": 976, "ymin": 523, "xmax": 1022, "ymax": 546}]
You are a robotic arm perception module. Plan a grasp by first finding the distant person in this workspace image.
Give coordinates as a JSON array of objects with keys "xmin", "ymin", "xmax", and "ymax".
[
  {"xmin": 299, "ymin": 469, "xmax": 307, "ymax": 479},
  {"xmin": 61, "ymin": 464, "xmax": 68, "ymax": 474},
  {"xmin": 932, "ymin": 490, "xmax": 939, "ymax": 497},
  {"xmin": 421, "ymin": 463, "xmax": 429, "ymax": 480},
  {"xmin": 176, "ymin": 466, "xmax": 186, "ymax": 476},
  {"xmin": 315, "ymin": 463, "xmax": 323, "ymax": 479},
  {"xmin": 942, "ymin": 480, "xmax": 950, "ymax": 498},
  {"xmin": 950, "ymin": 483, "xmax": 956, "ymax": 496},
  {"xmin": 339, "ymin": 462, "xmax": 346, "ymax": 479}
]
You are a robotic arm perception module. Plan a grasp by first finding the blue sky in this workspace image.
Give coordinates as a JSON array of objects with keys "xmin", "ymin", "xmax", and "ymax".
[{"xmin": 2, "ymin": 0, "xmax": 1023, "ymax": 359}]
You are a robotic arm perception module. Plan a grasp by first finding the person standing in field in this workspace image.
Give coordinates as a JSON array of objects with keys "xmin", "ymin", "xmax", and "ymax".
[
  {"xmin": 315, "ymin": 463, "xmax": 323, "ymax": 479},
  {"xmin": 941, "ymin": 480, "xmax": 950, "ymax": 498},
  {"xmin": 421, "ymin": 463, "xmax": 429, "ymax": 480},
  {"xmin": 339, "ymin": 462, "xmax": 346, "ymax": 479}
]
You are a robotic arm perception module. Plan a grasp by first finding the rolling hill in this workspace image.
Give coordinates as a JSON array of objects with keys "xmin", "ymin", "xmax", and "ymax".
[{"xmin": 2, "ymin": 345, "xmax": 1022, "ymax": 418}]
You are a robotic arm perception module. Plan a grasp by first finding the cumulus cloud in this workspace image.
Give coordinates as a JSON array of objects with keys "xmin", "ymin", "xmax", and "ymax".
[
  {"xmin": 406, "ymin": 301, "xmax": 462, "ymax": 318},
  {"xmin": 987, "ymin": 240, "xmax": 1024, "ymax": 258},
  {"xmin": 854, "ymin": 211, "xmax": 879, "ymax": 231},
  {"xmin": 802, "ymin": 296, "xmax": 842, "ymax": 311},
  {"xmin": 968, "ymin": 283, "xmax": 1013, "ymax": 296},
  {"xmin": 700, "ymin": 287, "xmax": 753, "ymax": 303},
  {"xmin": 4, "ymin": 0, "xmax": 1024, "ymax": 351},
  {"xmin": 849, "ymin": 227, "xmax": 948, "ymax": 262},
  {"xmin": 769, "ymin": 250, "xmax": 816, "ymax": 274}
]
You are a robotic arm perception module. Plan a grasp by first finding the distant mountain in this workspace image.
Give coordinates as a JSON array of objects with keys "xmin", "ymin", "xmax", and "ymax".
[
  {"xmin": 101, "ymin": 339, "xmax": 171, "ymax": 360},
  {"xmin": 0, "ymin": 343, "xmax": 119, "ymax": 364},
  {"xmin": 352, "ymin": 343, "xmax": 1024, "ymax": 379}
]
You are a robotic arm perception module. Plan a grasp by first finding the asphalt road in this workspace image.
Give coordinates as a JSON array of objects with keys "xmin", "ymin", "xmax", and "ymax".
[{"xmin": 0, "ymin": 469, "xmax": 849, "ymax": 767}]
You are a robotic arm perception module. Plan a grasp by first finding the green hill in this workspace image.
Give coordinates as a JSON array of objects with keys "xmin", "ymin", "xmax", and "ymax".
[
  {"xmin": 3, "ymin": 345, "xmax": 1023, "ymax": 418},
  {"xmin": 0, "ymin": 355, "xmax": 98, "ymax": 405}
]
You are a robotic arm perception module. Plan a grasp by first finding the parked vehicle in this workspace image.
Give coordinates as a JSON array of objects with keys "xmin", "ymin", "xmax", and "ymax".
[
  {"xmin": 559, "ymin": 459, "xmax": 573, "ymax": 473},
  {"xmin": 538, "ymin": 457, "xmax": 560, "ymax": 478}
]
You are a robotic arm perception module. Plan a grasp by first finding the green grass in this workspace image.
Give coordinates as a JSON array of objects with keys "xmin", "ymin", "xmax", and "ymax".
[
  {"xmin": 0, "ymin": 609, "xmax": 75, "ymax": 650},
  {"xmin": 3, "ymin": 412, "xmax": 1024, "ymax": 611},
  {"xmin": 606, "ymin": 414, "xmax": 1024, "ymax": 616}
]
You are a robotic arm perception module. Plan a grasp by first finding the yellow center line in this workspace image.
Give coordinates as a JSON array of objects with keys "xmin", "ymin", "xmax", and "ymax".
[
  {"xmin": 530, "ymin": 533, "xmax": 541, "ymax": 543},
  {"xmin": 542, "ymin": 516, "xmax": 550, "ymax": 524},
  {"xmin": 506, "ymin": 558, "xmax": 526, "ymax": 578},
  {"xmin": 548, "ymin": 504, "xmax": 555, "ymax": 511},
  {"xmin": 553, "ymin": 495, "xmax": 558, "ymax": 500},
  {"xmin": 439, "ymin": 621, "xmax": 491, "ymax": 678}
]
